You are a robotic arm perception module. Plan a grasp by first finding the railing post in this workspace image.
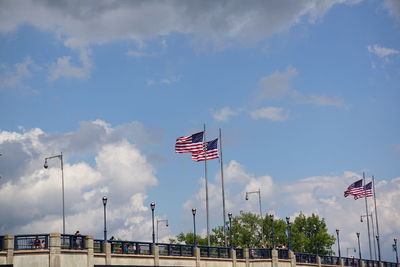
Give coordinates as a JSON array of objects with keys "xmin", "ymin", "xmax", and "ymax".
[
  {"xmin": 194, "ymin": 247, "xmax": 201, "ymax": 267},
  {"xmin": 231, "ymin": 248, "xmax": 237, "ymax": 267},
  {"xmin": 86, "ymin": 235, "xmax": 94, "ymax": 267},
  {"xmin": 289, "ymin": 251, "xmax": 296, "ymax": 267},
  {"xmin": 4, "ymin": 235, "xmax": 14, "ymax": 265},
  {"xmin": 359, "ymin": 260, "xmax": 365, "ymax": 267},
  {"xmin": 49, "ymin": 233, "xmax": 61, "ymax": 267},
  {"xmin": 153, "ymin": 244, "xmax": 159, "ymax": 266},
  {"xmin": 339, "ymin": 257, "xmax": 344, "ymax": 267},
  {"xmin": 317, "ymin": 255, "xmax": 321, "ymax": 267},
  {"xmin": 244, "ymin": 248, "xmax": 250, "ymax": 267},
  {"xmin": 272, "ymin": 249, "xmax": 279, "ymax": 267},
  {"xmin": 104, "ymin": 241, "xmax": 111, "ymax": 265}
]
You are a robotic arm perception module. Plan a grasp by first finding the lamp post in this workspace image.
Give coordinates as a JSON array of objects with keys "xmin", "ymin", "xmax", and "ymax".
[
  {"xmin": 102, "ymin": 196, "xmax": 107, "ymax": 242},
  {"xmin": 376, "ymin": 235, "xmax": 381, "ymax": 262},
  {"xmin": 286, "ymin": 217, "xmax": 292, "ymax": 251},
  {"xmin": 192, "ymin": 208, "xmax": 197, "ymax": 247},
  {"xmin": 228, "ymin": 212, "xmax": 233, "ymax": 248},
  {"xmin": 156, "ymin": 219, "xmax": 168, "ymax": 243},
  {"xmin": 245, "ymin": 189, "xmax": 263, "ymax": 244},
  {"xmin": 356, "ymin": 232, "xmax": 362, "ymax": 260},
  {"xmin": 150, "ymin": 202, "xmax": 155, "ymax": 244},
  {"xmin": 336, "ymin": 229, "xmax": 341, "ymax": 258},
  {"xmin": 269, "ymin": 214, "xmax": 275, "ymax": 248},
  {"xmin": 44, "ymin": 152, "xmax": 65, "ymax": 234},
  {"xmin": 394, "ymin": 238, "xmax": 398, "ymax": 264}
]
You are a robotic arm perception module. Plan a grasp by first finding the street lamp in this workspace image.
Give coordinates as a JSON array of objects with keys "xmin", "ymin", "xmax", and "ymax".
[
  {"xmin": 102, "ymin": 196, "xmax": 107, "ymax": 242},
  {"xmin": 356, "ymin": 232, "xmax": 362, "ymax": 260},
  {"xmin": 228, "ymin": 212, "xmax": 233, "ymax": 248},
  {"xmin": 44, "ymin": 153, "xmax": 65, "ymax": 234},
  {"xmin": 245, "ymin": 189, "xmax": 263, "ymax": 244},
  {"xmin": 394, "ymin": 238, "xmax": 398, "ymax": 264},
  {"xmin": 156, "ymin": 219, "xmax": 168, "ymax": 243},
  {"xmin": 269, "ymin": 214, "xmax": 275, "ymax": 248},
  {"xmin": 336, "ymin": 229, "xmax": 341, "ymax": 258},
  {"xmin": 192, "ymin": 208, "xmax": 197, "ymax": 247},
  {"xmin": 376, "ymin": 235, "xmax": 381, "ymax": 262},
  {"xmin": 150, "ymin": 202, "xmax": 155, "ymax": 244},
  {"xmin": 286, "ymin": 217, "xmax": 292, "ymax": 251}
]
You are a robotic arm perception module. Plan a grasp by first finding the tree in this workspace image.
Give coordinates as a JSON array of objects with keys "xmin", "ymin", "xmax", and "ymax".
[{"xmin": 176, "ymin": 232, "xmax": 208, "ymax": 246}]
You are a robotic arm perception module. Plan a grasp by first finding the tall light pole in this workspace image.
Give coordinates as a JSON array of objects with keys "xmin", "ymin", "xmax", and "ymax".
[
  {"xmin": 269, "ymin": 214, "xmax": 275, "ymax": 248},
  {"xmin": 44, "ymin": 152, "xmax": 65, "ymax": 234},
  {"xmin": 192, "ymin": 208, "xmax": 197, "ymax": 247},
  {"xmin": 246, "ymin": 189, "xmax": 263, "ymax": 244},
  {"xmin": 156, "ymin": 219, "xmax": 168, "ymax": 243},
  {"xmin": 286, "ymin": 217, "xmax": 292, "ymax": 251},
  {"xmin": 228, "ymin": 212, "xmax": 233, "ymax": 248},
  {"xmin": 336, "ymin": 229, "xmax": 341, "ymax": 258},
  {"xmin": 394, "ymin": 238, "xmax": 398, "ymax": 264},
  {"xmin": 376, "ymin": 235, "xmax": 381, "ymax": 262},
  {"xmin": 102, "ymin": 196, "xmax": 107, "ymax": 242},
  {"xmin": 150, "ymin": 202, "xmax": 155, "ymax": 245},
  {"xmin": 356, "ymin": 232, "xmax": 362, "ymax": 260}
]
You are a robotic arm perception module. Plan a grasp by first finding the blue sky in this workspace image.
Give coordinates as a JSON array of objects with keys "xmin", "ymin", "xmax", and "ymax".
[{"xmin": 0, "ymin": 0, "xmax": 399, "ymax": 261}]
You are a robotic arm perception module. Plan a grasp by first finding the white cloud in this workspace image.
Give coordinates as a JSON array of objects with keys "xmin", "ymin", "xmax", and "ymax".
[
  {"xmin": 147, "ymin": 76, "xmax": 180, "ymax": 86},
  {"xmin": 0, "ymin": 120, "xmax": 163, "ymax": 240},
  {"xmin": 293, "ymin": 92, "xmax": 346, "ymax": 107},
  {"xmin": 0, "ymin": 57, "xmax": 37, "ymax": 89},
  {"xmin": 250, "ymin": 106, "xmax": 289, "ymax": 121},
  {"xmin": 368, "ymin": 44, "xmax": 400, "ymax": 58},
  {"xmin": 257, "ymin": 66, "xmax": 298, "ymax": 101},
  {"xmin": 383, "ymin": 0, "xmax": 400, "ymax": 19},
  {"xmin": 212, "ymin": 107, "xmax": 241, "ymax": 121}
]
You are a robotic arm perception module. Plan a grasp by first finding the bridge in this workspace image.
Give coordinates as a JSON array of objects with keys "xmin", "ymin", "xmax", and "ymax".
[{"xmin": 0, "ymin": 234, "xmax": 398, "ymax": 267}]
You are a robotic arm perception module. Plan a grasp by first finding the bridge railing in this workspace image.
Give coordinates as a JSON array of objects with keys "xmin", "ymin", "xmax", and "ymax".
[
  {"xmin": 278, "ymin": 249, "xmax": 290, "ymax": 259},
  {"xmin": 93, "ymin": 239, "xmax": 104, "ymax": 253},
  {"xmin": 198, "ymin": 245, "xmax": 230, "ymax": 258},
  {"xmin": 296, "ymin": 253, "xmax": 317, "ymax": 263},
  {"xmin": 14, "ymin": 234, "xmax": 49, "ymax": 250},
  {"xmin": 382, "ymin": 261, "xmax": 397, "ymax": 267},
  {"xmin": 235, "ymin": 248, "xmax": 244, "ymax": 259},
  {"xmin": 61, "ymin": 234, "xmax": 86, "ymax": 250},
  {"xmin": 365, "ymin": 260, "xmax": 381, "ymax": 267},
  {"xmin": 320, "ymin": 255, "xmax": 340, "ymax": 265},
  {"xmin": 109, "ymin": 240, "xmax": 152, "ymax": 255},
  {"xmin": 249, "ymin": 248, "xmax": 272, "ymax": 259},
  {"xmin": 343, "ymin": 257, "xmax": 357, "ymax": 266},
  {"xmin": 0, "ymin": 236, "xmax": 4, "ymax": 251},
  {"xmin": 158, "ymin": 243, "xmax": 194, "ymax": 257}
]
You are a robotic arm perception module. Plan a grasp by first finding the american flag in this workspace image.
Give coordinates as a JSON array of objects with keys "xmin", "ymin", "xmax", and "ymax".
[
  {"xmin": 175, "ymin": 131, "xmax": 205, "ymax": 153},
  {"xmin": 354, "ymin": 182, "xmax": 374, "ymax": 200},
  {"xmin": 344, "ymin": 179, "xmax": 363, "ymax": 198},
  {"xmin": 191, "ymin": 138, "xmax": 219, "ymax": 162}
]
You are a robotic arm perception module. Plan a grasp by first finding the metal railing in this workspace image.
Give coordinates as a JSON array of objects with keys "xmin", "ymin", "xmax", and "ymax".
[
  {"xmin": 296, "ymin": 253, "xmax": 317, "ymax": 263},
  {"xmin": 0, "ymin": 236, "xmax": 4, "ymax": 251},
  {"xmin": 199, "ymin": 245, "xmax": 230, "ymax": 258},
  {"xmin": 320, "ymin": 255, "xmax": 340, "ymax": 265},
  {"xmin": 109, "ymin": 240, "xmax": 152, "ymax": 255},
  {"xmin": 61, "ymin": 234, "xmax": 86, "ymax": 250},
  {"xmin": 278, "ymin": 249, "xmax": 290, "ymax": 259},
  {"xmin": 249, "ymin": 248, "xmax": 272, "ymax": 259},
  {"xmin": 343, "ymin": 257, "xmax": 357, "ymax": 266},
  {"xmin": 382, "ymin": 262, "xmax": 397, "ymax": 267},
  {"xmin": 14, "ymin": 234, "xmax": 49, "ymax": 250},
  {"xmin": 93, "ymin": 239, "xmax": 104, "ymax": 253},
  {"xmin": 158, "ymin": 243, "xmax": 194, "ymax": 257},
  {"xmin": 235, "ymin": 248, "xmax": 244, "ymax": 259},
  {"xmin": 365, "ymin": 260, "xmax": 380, "ymax": 267}
]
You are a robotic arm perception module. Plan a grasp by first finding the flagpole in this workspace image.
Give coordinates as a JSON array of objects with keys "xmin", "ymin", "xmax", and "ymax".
[
  {"xmin": 219, "ymin": 128, "xmax": 227, "ymax": 246},
  {"xmin": 363, "ymin": 172, "xmax": 373, "ymax": 260},
  {"xmin": 204, "ymin": 123, "xmax": 210, "ymax": 246},
  {"xmin": 372, "ymin": 176, "xmax": 381, "ymax": 261}
]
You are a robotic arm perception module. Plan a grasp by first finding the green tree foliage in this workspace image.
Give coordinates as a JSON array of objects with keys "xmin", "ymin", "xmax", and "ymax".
[{"xmin": 174, "ymin": 211, "xmax": 335, "ymax": 255}]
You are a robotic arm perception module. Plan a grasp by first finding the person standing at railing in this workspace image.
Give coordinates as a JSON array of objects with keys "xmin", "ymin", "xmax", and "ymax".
[{"xmin": 74, "ymin": 231, "xmax": 81, "ymax": 248}]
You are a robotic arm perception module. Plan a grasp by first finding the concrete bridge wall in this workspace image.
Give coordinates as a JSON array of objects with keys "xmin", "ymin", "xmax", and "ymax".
[{"xmin": 0, "ymin": 234, "xmax": 398, "ymax": 267}]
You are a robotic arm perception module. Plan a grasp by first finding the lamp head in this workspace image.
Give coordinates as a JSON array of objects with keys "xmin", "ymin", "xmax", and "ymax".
[
  {"xmin": 360, "ymin": 216, "xmax": 363, "ymax": 222},
  {"xmin": 102, "ymin": 196, "xmax": 107, "ymax": 205},
  {"xmin": 228, "ymin": 212, "xmax": 232, "ymax": 219},
  {"xmin": 336, "ymin": 229, "xmax": 339, "ymax": 234},
  {"xmin": 394, "ymin": 238, "xmax": 397, "ymax": 243},
  {"xmin": 286, "ymin": 216, "xmax": 290, "ymax": 224},
  {"xmin": 245, "ymin": 192, "xmax": 248, "ymax": 200},
  {"xmin": 150, "ymin": 202, "xmax": 155, "ymax": 211},
  {"xmin": 166, "ymin": 220, "xmax": 169, "ymax": 227},
  {"xmin": 192, "ymin": 208, "xmax": 196, "ymax": 215},
  {"xmin": 269, "ymin": 214, "xmax": 274, "ymax": 220},
  {"xmin": 356, "ymin": 232, "xmax": 360, "ymax": 237},
  {"xmin": 43, "ymin": 159, "xmax": 48, "ymax": 169}
]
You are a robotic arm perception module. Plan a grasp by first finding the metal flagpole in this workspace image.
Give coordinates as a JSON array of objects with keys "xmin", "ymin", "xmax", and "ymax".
[
  {"xmin": 363, "ymin": 172, "xmax": 373, "ymax": 260},
  {"xmin": 203, "ymin": 123, "xmax": 210, "ymax": 246},
  {"xmin": 372, "ymin": 176, "xmax": 381, "ymax": 261},
  {"xmin": 219, "ymin": 128, "xmax": 227, "ymax": 246}
]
